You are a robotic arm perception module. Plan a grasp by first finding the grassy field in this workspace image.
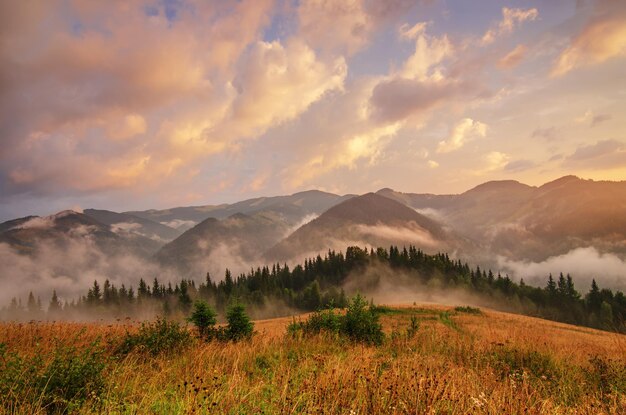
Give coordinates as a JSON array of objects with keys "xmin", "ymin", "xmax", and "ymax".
[{"xmin": 1, "ymin": 305, "xmax": 625, "ymax": 414}]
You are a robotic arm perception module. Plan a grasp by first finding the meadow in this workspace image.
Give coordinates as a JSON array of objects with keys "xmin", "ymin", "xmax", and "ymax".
[{"xmin": 1, "ymin": 305, "xmax": 625, "ymax": 414}]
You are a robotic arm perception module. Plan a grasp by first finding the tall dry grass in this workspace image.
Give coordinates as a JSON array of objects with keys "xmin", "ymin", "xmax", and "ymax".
[{"xmin": 1, "ymin": 305, "xmax": 625, "ymax": 414}]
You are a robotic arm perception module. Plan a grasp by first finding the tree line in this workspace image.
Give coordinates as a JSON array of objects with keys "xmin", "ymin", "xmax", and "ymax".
[{"xmin": 1, "ymin": 245, "xmax": 625, "ymax": 332}]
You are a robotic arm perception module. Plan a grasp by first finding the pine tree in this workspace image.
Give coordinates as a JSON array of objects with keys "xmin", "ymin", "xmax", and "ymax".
[{"xmin": 48, "ymin": 290, "xmax": 62, "ymax": 316}]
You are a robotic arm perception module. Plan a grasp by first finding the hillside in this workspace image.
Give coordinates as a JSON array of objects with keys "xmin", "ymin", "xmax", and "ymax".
[
  {"xmin": 377, "ymin": 176, "xmax": 626, "ymax": 261},
  {"xmin": 1, "ymin": 305, "xmax": 624, "ymax": 413},
  {"xmin": 156, "ymin": 212, "xmax": 292, "ymax": 276},
  {"xmin": 0, "ymin": 210, "xmax": 162, "ymax": 257},
  {"xmin": 126, "ymin": 190, "xmax": 352, "ymax": 231},
  {"xmin": 84, "ymin": 208, "xmax": 181, "ymax": 242},
  {"xmin": 266, "ymin": 193, "xmax": 468, "ymax": 261}
]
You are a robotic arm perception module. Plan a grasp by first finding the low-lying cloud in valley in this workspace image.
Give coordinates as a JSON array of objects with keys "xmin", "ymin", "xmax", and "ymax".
[{"xmin": 498, "ymin": 246, "xmax": 626, "ymax": 291}]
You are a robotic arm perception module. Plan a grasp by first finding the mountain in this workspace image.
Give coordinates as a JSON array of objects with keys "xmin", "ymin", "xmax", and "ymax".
[
  {"xmin": 377, "ymin": 176, "xmax": 626, "ymax": 261},
  {"xmin": 83, "ymin": 209, "xmax": 181, "ymax": 243},
  {"xmin": 125, "ymin": 190, "xmax": 353, "ymax": 231},
  {"xmin": 155, "ymin": 211, "xmax": 293, "ymax": 277},
  {"xmin": 0, "ymin": 211, "xmax": 119, "ymax": 254},
  {"xmin": 0, "ymin": 210, "xmax": 162, "ymax": 257},
  {"xmin": 265, "ymin": 193, "xmax": 464, "ymax": 261}
]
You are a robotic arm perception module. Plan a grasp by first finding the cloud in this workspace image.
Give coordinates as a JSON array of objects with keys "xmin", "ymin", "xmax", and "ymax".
[
  {"xmin": 504, "ymin": 159, "xmax": 536, "ymax": 172},
  {"xmin": 575, "ymin": 110, "xmax": 612, "ymax": 127},
  {"xmin": 0, "ymin": 1, "xmax": 353, "ymax": 199},
  {"xmin": 531, "ymin": 127, "xmax": 558, "ymax": 141},
  {"xmin": 427, "ymin": 160, "xmax": 439, "ymax": 169},
  {"xmin": 552, "ymin": 1, "xmax": 626, "ymax": 76},
  {"xmin": 482, "ymin": 7, "xmax": 538, "ymax": 45},
  {"xmin": 498, "ymin": 246, "xmax": 626, "ymax": 291},
  {"xmin": 398, "ymin": 22, "xmax": 453, "ymax": 81},
  {"xmin": 298, "ymin": 0, "xmax": 418, "ymax": 55},
  {"xmin": 222, "ymin": 39, "xmax": 347, "ymax": 140},
  {"xmin": 107, "ymin": 114, "xmax": 147, "ymax": 141},
  {"xmin": 370, "ymin": 78, "xmax": 475, "ymax": 124},
  {"xmin": 160, "ymin": 219, "xmax": 197, "ymax": 230},
  {"xmin": 354, "ymin": 223, "xmax": 440, "ymax": 248},
  {"xmin": 285, "ymin": 122, "xmax": 402, "ymax": 188},
  {"xmin": 564, "ymin": 139, "xmax": 626, "ymax": 169},
  {"xmin": 0, "ymin": 1, "xmax": 277, "ymax": 196},
  {"xmin": 476, "ymin": 151, "xmax": 510, "ymax": 175},
  {"xmin": 437, "ymin": 118, "xmax": 487, "ymax": 153},
  {"xmin": 497, "ymin": 44, "xmax": 528, "ymax": 69}
]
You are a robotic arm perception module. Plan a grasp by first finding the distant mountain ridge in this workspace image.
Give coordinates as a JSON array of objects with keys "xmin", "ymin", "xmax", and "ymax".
[
  {"xmin": 376, "ymin": 176, "xmax": 626, "ymax": 261},
  {"xmin": 2, "ymin": 176, "xmax": 626, "ymax": 276},
  {"xmin": 125, "ymin": 190, "xmax": 354, "ymax": 230}
]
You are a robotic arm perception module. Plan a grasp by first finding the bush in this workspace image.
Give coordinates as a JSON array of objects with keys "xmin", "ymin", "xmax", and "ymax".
[
  {"xmin": 454, "ymin": 306, "xmax": 482, "ymax": 315},
  {"xmin": 117, "ymin": 317, "xmax": 192, "ymax": 356},
  {"xmin": 0, "ymin": 339, "xmax": 107, "ymax": 414},
  {"xmin": 342, "ymin": 294, "xmax": 384, "ymax": 345},
  {"xmin": 289, "ymin": 294, "xmax": 385, "ymax": 345},
  {"xmin": 223, "ymin": 302, "xmax": 254, "ymax": 341},
  {"xmin": 187, "ymin": 300, "xmax": 217, "ymax": 338},
  {"xmin": 489, "ymin": 346, "xmax": 557, "ymax": 381}
]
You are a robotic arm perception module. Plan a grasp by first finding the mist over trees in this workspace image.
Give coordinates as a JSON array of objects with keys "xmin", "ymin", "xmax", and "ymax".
[{"xmin": 1, "ymin": 245, "xmax": 624, "ymax": 333}]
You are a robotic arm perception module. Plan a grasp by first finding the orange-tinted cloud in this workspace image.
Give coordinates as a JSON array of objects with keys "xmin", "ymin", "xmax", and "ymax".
[
  {"xmin": 498, "ymin": 44, "xmax": 528, "ymax": 69},
  {"xmin": 553, "ymin": 4, "xmax": 626, "ymax": 76}
]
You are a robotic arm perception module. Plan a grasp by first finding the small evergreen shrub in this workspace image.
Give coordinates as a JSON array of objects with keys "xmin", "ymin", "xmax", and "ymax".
[
  {"xmin": 222, "ymin": 302, "xmax": 254, "ymax": 341},
  {"xmin": 187, "ymin": 300, "xmax": 217, "ymax": 338}
]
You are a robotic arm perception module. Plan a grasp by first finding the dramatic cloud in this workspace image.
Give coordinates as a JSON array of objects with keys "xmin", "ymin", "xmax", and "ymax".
[
  {"xmin": 552, "ymin": 4, "xmax": 626, "ymax": 76},
  {"xmin": 0, "ymin": 0, "xmax": 625, "ymax": 220},
  {"xmin": 437, "ymin": 118, "xmax": 487, "ymax": 153}
]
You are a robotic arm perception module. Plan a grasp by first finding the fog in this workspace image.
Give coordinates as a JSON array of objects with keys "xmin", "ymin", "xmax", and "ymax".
[
  {"xmin": 497, "ymin": 246, "xmax": 626, "ymax": 291},
  {"xmin": 0, "ymin": 238, "xmax": 176, "ymax": 308},
  {"xmin": 2, "ymin": 209, "xmax": 626, "ymax": 319},
  {"xmin": 342, "ymin": 262, "xmax": 525, "ymax": 314}
]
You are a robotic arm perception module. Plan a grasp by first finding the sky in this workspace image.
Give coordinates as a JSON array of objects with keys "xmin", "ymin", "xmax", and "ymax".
[{"xmin": 1, "ymin": 0, "xmax": 625, "ymax": 221}]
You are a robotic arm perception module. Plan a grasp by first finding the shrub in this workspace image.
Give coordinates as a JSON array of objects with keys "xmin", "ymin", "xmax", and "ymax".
[
  {"xmin": 187, "ymin": 300, "xmax": 217, "ymax": 338},
  {"xmin": 489, "ymin": 346, "xmax": 557, "ymax": 381},
  {"xmin": 223, "ymin": 303, "xmax": 254, "ymax": 341},
  {"xmin": 586, "ymin": 355, "xmax": 626, "ymax": 396},
  {"xmin": 454, "ymin": 306, "xmax": 482, "ymax": 315},
  {"xmin": 117, "ymin": 317, "xmax": 192, "ymax": 356},
  {"xmin": 0, "ymin": 339, "xmax": 107, "ymax": 414},
  {"xmin": 289, "ymin": 295, "xmax": 385, "ymax": 345},
  {"xmin": 342, "ymin": 294, "xmax": 384, "ymax": 345},
  {"xmin": 406, "ymin": 316, "xmax": 420, "ymax": 339}
]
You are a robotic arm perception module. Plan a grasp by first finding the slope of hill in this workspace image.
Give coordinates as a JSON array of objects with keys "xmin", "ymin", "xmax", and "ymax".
[
  {"xmin": 156, "ymin": 211, "xmax": 292, "ymax": 276},
  {"xmin": 266, "ymin": 193, "xmax": 465, "ymax": 261},
  {"xmin": 377, "ymin": 176, "xmax": 626, "ymax": 261},
  {"xmin": 84, "ymin": 209, "xmax": 181, "ymax": 243},
  {"xmin": 2, "ymin": 304, "xmax": 623, "ymax": 414},
  {"xmin": 125, "ymin": 190, "xmax": 353, "ymax": 231},
  {"xmin": 0, "ymin": 210, "xmax": 161, "ymax": 257}
]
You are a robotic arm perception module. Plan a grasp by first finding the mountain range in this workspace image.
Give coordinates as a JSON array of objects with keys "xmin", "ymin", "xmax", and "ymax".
[{"xmin": 1, "ymin": 176, "xmax": 626, "ymax": 283}]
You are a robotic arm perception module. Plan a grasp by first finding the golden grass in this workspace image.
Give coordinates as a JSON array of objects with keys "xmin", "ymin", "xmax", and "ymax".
[{"xmin": 1, "ymin": 305, "xmax": 625, "ymax": 414}]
